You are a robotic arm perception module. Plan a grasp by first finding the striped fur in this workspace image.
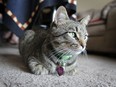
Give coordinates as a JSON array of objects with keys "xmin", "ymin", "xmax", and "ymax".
[{"xmin": 19, "ymin": 6, "xmax": 90, "ymax": 75}]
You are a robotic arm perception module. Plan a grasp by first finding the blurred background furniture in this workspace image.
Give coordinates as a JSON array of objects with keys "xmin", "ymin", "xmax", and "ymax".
[{"xmin": 77, "ymin": 0, "xmax": 116, "ymax": 54}]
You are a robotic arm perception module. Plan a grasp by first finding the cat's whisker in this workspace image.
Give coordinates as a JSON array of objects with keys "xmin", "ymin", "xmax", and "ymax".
[
  {"xmin": 48, "ymin": 49, "xmax": 64, "ymax": 59},
  {"xmin": 82, "ymin": 50, "xmax": 88, "ymax": 59},
  {"xmin": 69, "ymin": 50, "xmax": 80, "ymax": 59},
  {"xmin": 56, "ymin": 50, "xmax": 71, "ymax": 63},
  {"xmin": 59, "ymin": 50, "xmax": 71, "ymax": 59},
  {"xmin": 48, "ymin": 45, "xmax": 65, "ymax": 57},
  {"xmin": 50, "ymin": 48, "xmax": 67, "ymax": 57},
  {"xmin": 49, "ymin": 43, "xmax": 68, "ymax": 54},
  {"xmin": 49, "ymin": 48, "xmax": 68, "ymax": 61},
  {"xmin": 56, "ymin": 50, "xmax": 69, "ymax": 60}
]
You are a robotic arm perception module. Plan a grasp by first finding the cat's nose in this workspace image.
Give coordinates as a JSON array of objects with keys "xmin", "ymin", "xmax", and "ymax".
[
  {"xmin": 80, "ymin": 43, "xmax": 84, "ymax": 48},
  {"xmin": 79, "ymin": 40, "xmax": 85, "ymax": 48}
]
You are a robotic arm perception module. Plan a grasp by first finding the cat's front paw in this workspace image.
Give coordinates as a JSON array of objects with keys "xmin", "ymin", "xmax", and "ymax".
[
  {"xmin": 31, "ymin": 64, "xmax": 49, "ymax": 75},
  {"xmin": 28, "ymin": 56, "xmax": 49, "ymax": 75},
  {"xmin": 66, "ymin": 69, "xmax": 78, "ymax": 75}
]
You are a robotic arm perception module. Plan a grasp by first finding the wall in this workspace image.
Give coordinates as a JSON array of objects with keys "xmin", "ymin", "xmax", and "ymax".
[{"xmin": 77, "ymin": 0, "xmax": 112, "ymax": 12}]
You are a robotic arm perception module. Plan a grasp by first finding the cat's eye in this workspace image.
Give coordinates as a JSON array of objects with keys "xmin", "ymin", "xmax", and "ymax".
[{"xmin": 68, "ymin": 32, "xmax": 77, "ymax": 38}]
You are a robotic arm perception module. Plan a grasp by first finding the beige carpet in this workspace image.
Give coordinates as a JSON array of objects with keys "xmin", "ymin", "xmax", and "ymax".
[{"xmin": 0, "ymin": 46, "xmax": 116, "ymax": 87}]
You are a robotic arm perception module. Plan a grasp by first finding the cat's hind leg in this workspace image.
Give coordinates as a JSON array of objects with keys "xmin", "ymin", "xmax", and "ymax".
[{"xmin": 28, "ymin": 56, "xmax": 49, "ymax": 75}]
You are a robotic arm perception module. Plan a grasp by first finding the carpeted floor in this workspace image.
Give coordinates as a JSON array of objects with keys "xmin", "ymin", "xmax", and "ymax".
[{"xmin": 0, "ymin": 46, "xmax": 116, "ymax": 87}]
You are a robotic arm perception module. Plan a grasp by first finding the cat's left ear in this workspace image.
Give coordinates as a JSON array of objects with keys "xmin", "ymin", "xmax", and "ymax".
[
  {"xmin": 54, "ymin": 6, "xmax": 69, "ymax": 24},
  {"xmin": 80, "ymin": 15, "xmax": 90, "ymax": 25}
]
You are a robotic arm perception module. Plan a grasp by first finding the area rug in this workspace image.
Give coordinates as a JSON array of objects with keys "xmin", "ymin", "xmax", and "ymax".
[{"xmin": 0, "ymin": 47, "xmax": 116, "ymax": 87}]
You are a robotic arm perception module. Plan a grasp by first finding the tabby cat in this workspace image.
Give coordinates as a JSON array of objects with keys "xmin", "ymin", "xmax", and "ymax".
[{"xmin": 19, "ymin": 6, "xmax": 90, "ymax": 76}]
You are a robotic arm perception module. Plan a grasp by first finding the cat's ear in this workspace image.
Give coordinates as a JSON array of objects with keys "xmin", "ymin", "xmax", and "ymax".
[
  {"xmin": 54, "ymin": 6, "xmax": 69, "ymax": 24},
  {"xmin": 80, "ymin": 15, "xmax": 90, "ymax": 25}
]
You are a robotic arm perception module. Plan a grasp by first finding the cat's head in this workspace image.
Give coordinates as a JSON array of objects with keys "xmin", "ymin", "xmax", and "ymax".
[{"xmin": 48, "ymin": 6, "xmax": 90, "ymax": 66}]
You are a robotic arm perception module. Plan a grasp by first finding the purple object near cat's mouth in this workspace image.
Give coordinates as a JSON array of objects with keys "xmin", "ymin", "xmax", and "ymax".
[{"xmin": 56, "ymin": 66, "xmax": 64, "ymax": 76}]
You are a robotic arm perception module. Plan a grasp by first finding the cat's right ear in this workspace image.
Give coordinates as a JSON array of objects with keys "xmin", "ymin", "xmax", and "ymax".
[
  {"xmin": 53, "ymin": 6, "xmax": 69, "ymax": 24},
  {"xmin": 79, "ymin": 15, "xmax": 90, "ymax": 25}
]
